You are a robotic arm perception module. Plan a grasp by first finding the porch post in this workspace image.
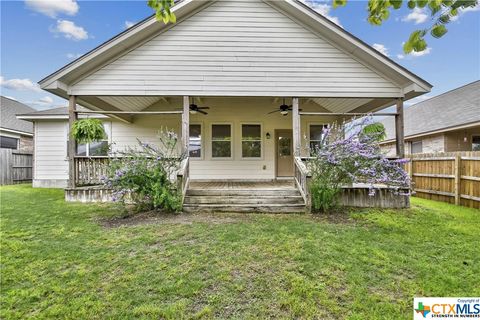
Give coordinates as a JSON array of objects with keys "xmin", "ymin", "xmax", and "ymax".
[
  {"xmin": 68, "ymin": 95, "xmax": 77, "ymax": 188},
  {"xmin": 395, "ymin": 98, "xmax": 405, "ymax": 158},
  {"xmin": 182, "ymin": 96, "xmax": 190, "ymax": 155},
  {"xmin": 292, "ymin": 97, "xmax": 300, "ymax": 156}
]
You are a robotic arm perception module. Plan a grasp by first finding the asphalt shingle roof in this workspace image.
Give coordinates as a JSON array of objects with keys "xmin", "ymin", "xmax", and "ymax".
[
  {"xmin": 382, "ymin": 80, "xmax": 480, "ymax": 141},
  {"xmin": 0, "ymin": 96, "xmax": 35, "ymax": 134}
]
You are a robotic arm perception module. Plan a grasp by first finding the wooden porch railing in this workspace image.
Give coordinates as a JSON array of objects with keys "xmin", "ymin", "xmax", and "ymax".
[
  {"xmin": 176, "ymin": 157, "xmax": 190, "ymax": 203},
  {"xmin": 74, "ymin": 156, "xmax": 110, "ymax": 186},
  {"xmin": 294, "ymin": 156, "xmax": 311, "ymax": 210}
]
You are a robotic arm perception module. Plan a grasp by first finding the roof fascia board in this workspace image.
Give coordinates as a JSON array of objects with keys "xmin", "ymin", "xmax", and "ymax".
[
  {"xmin": 0, "ymin": 127, "xmax": 33, "ymax": 136},
  {"xmin": 270, "ymin": 0, "xmax": 432, "ymax": 92}
]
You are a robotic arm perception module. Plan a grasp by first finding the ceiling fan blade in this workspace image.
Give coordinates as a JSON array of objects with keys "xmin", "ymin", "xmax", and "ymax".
[
  {"xmin": 197, "ymin": 106, "xmax": 210, "ymax": 110},
  {"xmin": 268, "ymin": 110, "xmax": 280, "ymax": 114},
  {"xmin": 198, "ymin": 109, "xmax": 208, "ymax": 115}
]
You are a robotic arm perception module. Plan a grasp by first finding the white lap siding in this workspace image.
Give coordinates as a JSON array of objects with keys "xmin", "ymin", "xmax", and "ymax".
[
  {"xmin": 33, "ymin": 121, "xmax": 69, "ymax": 188},
  {"xmin": 71, "ymin": 0, "xmax": 401, "ymax": 98}
]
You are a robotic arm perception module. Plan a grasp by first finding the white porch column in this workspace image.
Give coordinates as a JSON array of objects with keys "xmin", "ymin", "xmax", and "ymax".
[
  {"xmin": 292, "ymin": 97, "xmax": 301, "ymax": 156},
  {"xmin": 68, "ymin": 95, "xmax": 77, "ymax": 188},
  {"xmin": 182, "ymin": 96, "xmax": 190, "ymax": 155},
  {"xmin": 395, "ymin": 98, "xmax": 405, "ymax": 158}
]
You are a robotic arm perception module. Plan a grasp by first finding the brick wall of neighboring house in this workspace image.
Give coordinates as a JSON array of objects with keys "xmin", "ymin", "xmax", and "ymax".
[{"xmin": 19, "ymin": 135, "xmax": 33, "ymax": 152}]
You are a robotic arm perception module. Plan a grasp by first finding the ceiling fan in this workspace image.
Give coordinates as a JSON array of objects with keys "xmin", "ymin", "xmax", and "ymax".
[
  {"xmin": 189, "ymin": 98, "xmax": 209, "ymax": 115},
  {"xmin": 268, "ymin": 98, "xmax": 301, "ymax": 116}
]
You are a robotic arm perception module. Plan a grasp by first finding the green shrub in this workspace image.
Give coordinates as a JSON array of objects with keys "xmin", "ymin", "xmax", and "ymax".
[{"xmin": 104, "ymin": 129, "xmax": 185, "ymax": 213}]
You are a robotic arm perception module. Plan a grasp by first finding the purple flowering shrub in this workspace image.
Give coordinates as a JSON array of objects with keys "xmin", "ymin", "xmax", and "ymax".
[
  {"xmin": 103, "ymin": 129, "xmax": 185, "ymax": 213},
  {"xmin": 308, "ymin": 118, "xmax": 410, "ymax": 212}
]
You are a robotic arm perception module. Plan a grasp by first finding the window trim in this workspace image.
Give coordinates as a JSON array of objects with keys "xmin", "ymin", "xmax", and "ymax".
[
  {"xmin": 188, "ymin": 122, "xmax": 204, "ymax": 160},
  {"xmin": 240, "ymin": 122, "xmax": 263, "ymax": 160},
  {"xmin": 210, "ymin": 123, "xmax": 233, "ymax": 160},
  {"xmin": 308, "ymin": 122, "xmax": 328, "ymax": 155}
]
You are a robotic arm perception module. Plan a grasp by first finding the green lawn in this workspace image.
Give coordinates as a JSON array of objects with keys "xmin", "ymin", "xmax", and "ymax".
[{"xmin": 1, "ymin": 185, "xmax": 479, "ymax": 319}]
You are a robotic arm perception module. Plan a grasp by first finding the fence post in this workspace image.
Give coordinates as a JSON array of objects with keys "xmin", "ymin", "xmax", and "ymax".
[{"xmin": 454, "ymin": 154, "xmax": 461, "ymax": 205}]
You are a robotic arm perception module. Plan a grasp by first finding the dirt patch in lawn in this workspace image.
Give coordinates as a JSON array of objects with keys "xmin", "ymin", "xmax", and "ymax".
[{"xmin": 99, "ymin": 211, "xmax": 250, "ymax": 228}]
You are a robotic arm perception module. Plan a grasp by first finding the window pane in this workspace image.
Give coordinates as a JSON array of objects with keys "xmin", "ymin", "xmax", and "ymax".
[
  {"xmin": 89, "ymin": 141, "xmax": 109, "ymax": 156},
  {"xmin": 212, "ymin": 141, "xmax": 231, "ymax": 158},
  {"xmin": 242, "ymin": 124, "xmax": 261, "ymax": 140},
  {"xmin": 310, "ymin": 125, "xmax": 325, "ymax": 141},
  {"xmin": 278, "ymin": 137, "xmax": 291, "ymax": 156},
  {"xmin": 473, "ymin": 136, "xmax": 480, "ymax": 151},
  {"xmin": 309, "ymin": 141, "xmax": 322, "ymax": 155},
  {"xmin": 189, "ymin": 124, "xmax": 202, "ymax": 158},
  {"xmin": 76, "ymin": 144, "xmax": 87, "ymax": 156},
  {"xmin": 411, "ymin": 141, "xmax": 422, "ymax": 154},
  {"xmin": 242, "ymin": 141, "xmax": 261, "ymax": 158},
  {"xmin": 0, "ymin": 136, "xmax": 18, "ymax": 149},
  {"xmin": 212, "ymin": 125, "xmax": 231, "ymax": 141}
]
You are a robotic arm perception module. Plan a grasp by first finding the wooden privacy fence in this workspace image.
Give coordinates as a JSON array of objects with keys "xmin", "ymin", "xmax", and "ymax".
[
  {"xmin": 0, "ymin": 149, "xmax": 33, "ymax": 185},
  {"xmin": 405, "ymin": 151, "xmax": 480, "ymax": 209}
]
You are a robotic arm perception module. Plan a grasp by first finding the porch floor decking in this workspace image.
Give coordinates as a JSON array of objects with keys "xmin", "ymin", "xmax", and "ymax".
[{"xmin": 188, "ymin": 180, "xmax": 296, "ymax": 191}]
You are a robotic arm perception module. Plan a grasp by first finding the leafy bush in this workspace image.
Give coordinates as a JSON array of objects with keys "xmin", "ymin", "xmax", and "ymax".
[
  {"xmin": 103, "ymin": 129, "xmax": 185, "ymax": 213},
  {"xmin": 72, "ymin": 119, "xmax": 106, "ymax": 144},
  {"xmin": 308, "ymin": 118, "xmax": 409, "ymax": 213}
]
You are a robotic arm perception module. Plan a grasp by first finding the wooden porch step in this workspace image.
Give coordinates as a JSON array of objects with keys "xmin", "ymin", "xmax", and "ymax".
[
  {"xmin": 184, "ymin": 195, "xmax": 304, "ymax": 205},
  {"xmin": 186, "ymin": 189, "xmax": 301, "ymax": 197},
  {"xmin": 183, "ymin": 203, "xmax": 306, "ymax": 213}
]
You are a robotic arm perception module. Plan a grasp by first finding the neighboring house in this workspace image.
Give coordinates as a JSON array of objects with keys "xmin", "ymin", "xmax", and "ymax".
[
  {"xmin": 380, "ymin": 81, "xmax": 480, "ymax": 156},
  {"xmin": 20, "ymin": 0, "xmax": 431, "ymax": 211},
  {"xmin": 0, "ymin": 96, "xmax": 35, "ymax": 152}
]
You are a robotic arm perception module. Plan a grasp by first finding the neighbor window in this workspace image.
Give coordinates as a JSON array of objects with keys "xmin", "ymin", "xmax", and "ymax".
[
  {"xmin": 0, "ymin": 136, "xmax": 19, "ymax": 149},
  {"xmin": 76, "ymin": 122, "xmax": 110, "ymax": 156},
  {"xmin": 211, "ymin": 124, "xmax": 232, "ymax": 158},
  {"xmin": 189, "ymin": 124, "xmax": 202, "ymax": 158},
  {"xmin": 473, "ymin": 135, "xmax": 480, "ymax": 151},
  {"xmin": 411, "ymin": 140, "xmax": 423, "ymax": 154},
  {"xmin": 242, "ymin": 124, "xmax": 261, "ymax": 158},
  {"xmin": 309, "ymin": 124, "xmax": 327, "ymax": 155}
]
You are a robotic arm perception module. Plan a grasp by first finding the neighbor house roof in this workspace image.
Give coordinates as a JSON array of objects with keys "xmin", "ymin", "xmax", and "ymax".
[
  {"xmin": 0, "ymin": 96, "xmax": 35, "ymax": 136},
  {"xmin": 381, "ymin": 80, "xmax": 480, "ymax": 143},
  {"xmin": 38, "ymin": 0, "xmax": 431, "ymax": 101}
]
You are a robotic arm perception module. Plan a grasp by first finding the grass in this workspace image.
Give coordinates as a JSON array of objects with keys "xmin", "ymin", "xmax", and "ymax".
[{"xmin": 1, "ymin": 184, "xmax": 479, "ymax": 319}]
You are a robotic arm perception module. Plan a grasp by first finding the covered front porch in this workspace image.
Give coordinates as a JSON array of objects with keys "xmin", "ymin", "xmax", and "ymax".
[{"xmin": 64, "ymin": 94, "xmax": 409, "ymax": 211}]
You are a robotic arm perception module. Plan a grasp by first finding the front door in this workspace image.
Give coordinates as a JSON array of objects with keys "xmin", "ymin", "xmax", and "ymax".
[{"xmin": 276, "ymin": 129, "xmax": 294, "ymax": 177}]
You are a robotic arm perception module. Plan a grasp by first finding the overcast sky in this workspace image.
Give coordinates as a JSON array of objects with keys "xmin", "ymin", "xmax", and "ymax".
[{"xmin": 1, "ymin": 0, "xmax": 479, "ymax": 110}]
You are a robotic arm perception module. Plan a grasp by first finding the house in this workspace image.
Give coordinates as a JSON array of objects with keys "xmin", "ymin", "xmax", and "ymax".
[
  {"xmin": 0, "ymin": 96, "xmax": 35, "ymax": 152},
  {"xmin": 380, "ymin": 80, "xmax": 480, "ymax": 156},
  {"xmin": 20, "ymin": 0, "xmax": 432, "ymax": 210}
]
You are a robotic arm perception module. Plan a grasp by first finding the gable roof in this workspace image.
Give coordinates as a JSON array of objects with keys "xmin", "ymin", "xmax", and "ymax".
[
  {"xmin": 0, "ymin": 96, "xmax": 35, "ymax": 135},
  {"xmin": 39, "ymin": 0, "xmax": 431, "ymax": 101},
  {"xmin": 381, "ymin": 80, "xmax": 480, "ymax": 142}
]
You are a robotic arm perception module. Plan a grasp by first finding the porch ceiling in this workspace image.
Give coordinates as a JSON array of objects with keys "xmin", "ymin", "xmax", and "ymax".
[
  {"xmin": 85, "ymin": 95, "xmax": 392, "ymax": 115},
  {"xmin": 98, "ymin": 96, "xmax": 162, "ymax": 111}
]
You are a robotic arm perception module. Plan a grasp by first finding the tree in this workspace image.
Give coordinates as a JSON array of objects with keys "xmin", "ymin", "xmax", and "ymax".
[{"xmin": 147, "ymin": 0, "xmax": 478, "ymax": 55}]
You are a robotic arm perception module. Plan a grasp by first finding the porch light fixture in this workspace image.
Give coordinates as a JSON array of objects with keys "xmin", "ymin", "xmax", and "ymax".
[{"xmin": 266, "ymin": 132, "xmax": 271, "ymax": 139}]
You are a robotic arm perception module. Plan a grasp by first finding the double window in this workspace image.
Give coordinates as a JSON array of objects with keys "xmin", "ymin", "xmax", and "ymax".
[
  {"xmin": 241, "ymin": 124, "xmax": 261, "ymax": 158},
  {"xmin": 211, "ymin": 124, "xmax": 232, "ymax": 158}
]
